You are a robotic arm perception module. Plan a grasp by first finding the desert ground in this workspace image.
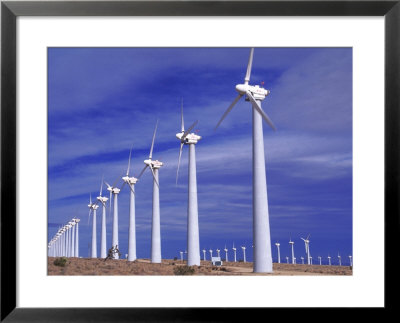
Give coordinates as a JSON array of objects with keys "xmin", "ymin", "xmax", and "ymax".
[{"xmin": 48, "ymin": 257, "xmax": 352, "ymax": 276}]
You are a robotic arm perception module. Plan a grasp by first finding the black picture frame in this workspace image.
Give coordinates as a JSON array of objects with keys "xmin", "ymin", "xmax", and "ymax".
[{"xmin": 1, "ymin": 0, "xmax": 398, "ymax": 321}]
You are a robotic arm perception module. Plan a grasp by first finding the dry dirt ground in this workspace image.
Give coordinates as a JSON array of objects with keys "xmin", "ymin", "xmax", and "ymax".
[{"xmin": 48, "ymin": 257, "xmax": 352, "ymax": 276}]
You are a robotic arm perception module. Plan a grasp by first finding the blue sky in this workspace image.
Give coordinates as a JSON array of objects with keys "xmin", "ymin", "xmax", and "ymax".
[{"xmin": 48, "ymin": 47, "xmax": 352, "ymax": 265}]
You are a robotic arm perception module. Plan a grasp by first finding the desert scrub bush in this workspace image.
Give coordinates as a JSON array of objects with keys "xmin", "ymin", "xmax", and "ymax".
[
  {"xmin": 53, "ymin": 257, "xmax": 68, "ymax": 267},
  {"xmin": 173, "ymin": 266, "xmax": 195, "ymax": 275}
]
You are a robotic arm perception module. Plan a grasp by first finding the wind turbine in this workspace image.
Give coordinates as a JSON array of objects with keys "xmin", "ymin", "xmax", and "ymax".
[
  {"xmin": 140, "ymin": 120, "xmax": 164, "ymax": 263},
  {"xmin": 328, "ymin": 255, "xmax": 332, "ymax": 266},
  {"xmin": 301, "ymin": 234, "xmax": 311, "ymax": 265},
  {"xmin": 104, "ymin": 177, "xmax": 121, "ymax": 259},
  {"xmin": 293, "ymin": 257, "xmax": 296, "ymax": 264},
  {"xmin": 175, "ymin": 101, "xmax": 201, "ymax": 266},
  {"xmin": 209, "ymin": 248, "xmax": 213, "ymax": 259},
  {"xmin": 338, "ymin": 253, "xmax": 342, "ymax": 266},
  {"xmin": 216, "ymin": 248, "xmax": 221, "ymax": 258},
  {"xmin": 180, "ymin": 251, "xmax": 184, "ymax": 262},
  {"xmin": 286, "ymin": 256, "xmax": 289, "ymax": 264},
  {"xmin": 224, "ymin": 245, "xmax": 229, "ymax": 262},
  {"xmin": 318, "ymin": 256, "xmax": 322, "ymax": 265},
  {"xmin": 215, "ymin": 48, "xmax": 275, "ymax": 273},
  {"xmin": 88, "ymin": 194, "xmax": 99, "ymax": 258},
  {"xmin": 232, "ymin": 243, "xmax": 237, "ymax": 262},
  {"xmin": 301, "ymin": 256, "xmax": 304, "ymax": 264},
  {"xmin": 310, "ymin": 256, "xmax": 313, "ymax": 265},
  {"xmin": 69, "ymin": 220, "xmax": 76, "ymax": 257},
  {"xmin": 96, "ymin": 178, "xmax": 109, "ymax": 259},
  {"xmin": 121, "ymin": 145, "xmax": 140, "ymax": 262},
  {"xmin": 275, "ymin": 242, "xmax": 281, "ymax": 263},
  {"xmin": 202, "ymin": 248, "xmax": 206, "ymax": 261},
  {"xmin": 241, "ymin": 246, "xmax": 246, "ymax": 263},
  {"xmin": 289, "ymin": 237, "xmax": 295, "ymax": 265},
  {"xmin": 349, "ymin": 255, "xmax": 353, "ymax": 267}
]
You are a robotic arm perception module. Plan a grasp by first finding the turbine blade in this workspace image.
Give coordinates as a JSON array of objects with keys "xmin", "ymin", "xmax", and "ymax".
[
  {"xmin": 244, "ymin": 48, "xmax": 254, "ymax": 84},
  {"xmin": 100, "ymin": 175, "xmax": 104, "ymax": 196},
  {"xmin": 112, "ymin": 171, "xmax": 124, "ymax": 188},
  {"xmin": 89, "ymin": 193, "xmax": 92, "ymax": 205},
  {"xmin": 149, "ymin": 165, "xmax": 160, "ymax": 188},
  {"xmin": 127, "ymin": 144, "xmax": 133, "ymax": 176},
  {"xmin": 214, "ymin": 94, "xmax": 243, "ymax": 131},
  {"xmin": 307, "ymin": 234, "xmax": 311, "ymax": 240},
  {"xmin": 128, "ymin": 184, "xmax": 135, "ymax": 195},
  {"xmin": 246, "ymin": 91, "xmax": 276, "ymax": 131},
  {"xmin": 149, "ymin": 119, "xmax": 159, "ymax": 159},
  {"xmin": 104, "ymin": 181, "xmax": 111, "ymax": 189},
  {"xmin": 120, "ymin": 181, "xmax": 126, "ymax": 191},
  {"xmin": 176, "ymin": 142, "xmax": 184, "ymax": 185},
  {"xmin": 136, "ymin": 165, "xmax": 148, "ymax": 179},
  {"xmin": 181, "ymin": 98, "xmax": 184, "ymax": 132},
  {"xmin": 88, "ymin": 209, "xmax": 92, "ymax": 225},
  {"xmin": 182, "ymin": 120, "xmax": 198, "ymax": 140}
]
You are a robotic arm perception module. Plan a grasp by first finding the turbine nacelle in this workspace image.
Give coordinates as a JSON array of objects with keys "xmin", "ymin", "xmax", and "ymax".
[
  {"xmin": 144, "ymin": 159, "xmax": 163, "ymax": 169},
  {"xmin": 235, "ymin": 83, "xmax": 270, "ymax": 100},
  {"xmin": 176, "ymin": 132, "xmax": 201, "ymax": 144},
  {"xmin": 122, "ymin": 175, "xmax": 138, "ymax": 185},
  {"xmin": 97, "ymin": 196, "xmax": 109, "ymax": 204},
  {"xmin": 107, "ymin": 186, "xmax": 120, "ymax": 194}
]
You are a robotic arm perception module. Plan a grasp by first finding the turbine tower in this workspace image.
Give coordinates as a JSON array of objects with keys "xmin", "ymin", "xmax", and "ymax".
[
  {"xmin": 202, "ymin": 248, "xmax": 206, "ymax": 261},
  {"xmin": 241, "ymin": 246, "xmax": 246, "ymax": 263},
  {"xmin": 140, "ymin": 120, "xmax": 164, "ymax": 263},
  {"xmin": 289, "ymin": 237, "xmax": 295, "ymax": 264},
  {"xmin": 293, "ymin": 257, "xmax": 296, "ymax": 264},
  {"xmin": 180, "ymin": 251, "xmax": 184, "ymax": 262},
  {"xmin": 318, "ymin": 256, "xmax": 322, "ymax": 265},
  {"xmin": 74, "ymin": 218, "xmax": 80, "ymax": 257},
  {"xmin": 275, "ymin": 242, "xmax": 281, "ymax": 263},
  {"xmin": 286, "ymin": 256, "xmax": 289, "ymax": 264},
  {"xmin": 216, "ymin": 248, "xmax": 221, "ymax": 258},
  {"xmin": 232, "ymin": 243, "xmax": 237, "ymax": 262},
  {"xmin": 176, "ymin": 101, "xmax": 201, "ymax": 267},
  {"xmin": 215, "ymin": 48, "xmax": 275, "ymax": 273},
  {"xmin": 88, "ymin": 194, "xmax": 98, "ymax": 258},
  {"xmin": 97, "ymin": 178, "xmax": 108, "ymax": 259},
  {"xmin": 105, "ymin": 178, "xmax": 121, "ymax": 259},
  {"xmin": 301, "ymin": 256, "xmax": 304, "ymax": 264},
  {"xmin": 209, "ymin": 248, "xmax": 213, "ymax": 259},
  {"xmin": 301, "ymin": 234, "xmax": 311, "ymax": 265},
  {"xmin": 69, "ymin": 220, "xmax": 75, "ymax": 257},
  {"xmin": 338, "ymin": 253, "xmax": 342, "ymax": 266},
  {"xmin": 224, "ymin": 245, "xmax": 229, "ymax": 262},
  {"xmin": 121, "ymin": 146, "xmax": 140, "ymax": 262},
  {"xmin": 328, "ymin": 255, "xmax": 331, "ymax": 266},
  {"xmin": 349, "ymin": 255, "xmax": 353, "ymax": 267}
]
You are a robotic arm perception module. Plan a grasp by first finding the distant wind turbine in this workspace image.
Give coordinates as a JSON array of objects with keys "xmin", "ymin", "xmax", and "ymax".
[
  {"xmin": 232, "ymin": 243, "xmax": 237, "ymax": 262},
  {"xmin": 105, "ymin": 176, "xmax": 121, "ymax": 259},
  {"xmin": 349, "ymin": 255, "xmax": 353, "ymax": 267},
  {"xmin": 289, "ymin": 237, "xmax": 295, "ymax": 264},
  {"xmin": 338, "ymin": 253, "xmax": 342, "ymax": 266},
  {"xmin": 328, "ymin": 255, "xmax": 331, "ymax": 266},
  {"xmin": 286, "ymin": 256, "xmax": 289, "ymax": 264},
  {"xmin": 88, "ymin": 194, "xmax": 98, "ymax": 258},
  {"xmin": 96, "ymin": 178, "xmax": 108, "ymax": 259},
  {"xmin": 318, "ymin": 256, "xmax": 322, "ymax": 265},
  {"xmin": 241, "ymin": 246, "xmax": 246, "ymax": 263},
  {"xmin": 209, "ymin": 248, "xmax": 213, "ymax": 259},
  {"xmin": 224, "ymin": 245, "xmax": 229, "ymax": 262},
  {"xmin": 275, "ymin": 242, "xmax": 281, "ymax": 263},
  {"xmin": 301, "ymin": 234, "xmax": 311, "ymax": 265},
  {"xmin": 301, "ymin": 256, "xmax": 305, "ymax": 264},
  {"xmin": 202, "ymin": 248, "xmax": 206, "ymax": 261},
  {"xmin": 215, "ymin": 48, "xmax": 275, "ymax": 273}
]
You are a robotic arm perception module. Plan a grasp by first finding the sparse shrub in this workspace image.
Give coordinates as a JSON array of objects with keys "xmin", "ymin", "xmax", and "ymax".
[
  {"xmin": 53, "ymin": 257, "xmax": 68, "ymax": 267},
  {"xmin": 173, "ymin": 266, "xmax": 195, "ymax": 275}
]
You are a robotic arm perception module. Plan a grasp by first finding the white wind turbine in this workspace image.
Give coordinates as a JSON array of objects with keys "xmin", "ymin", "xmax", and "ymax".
[
  {"xmin": 202, "ymin": 248, "xmax": 206, "ymax": 261},
  {"xmin": 275, "ymin": 242, "xmax": 281, "ymax": 263},
  {"xmin": 293, "ymin": 257, "xmax": 296, "ymax": 264},
  {"xmin": 216, "ymin": 248, "xmax": 221, "ymax": 258},
  {"xmin": 349, "ymin": 255, "xmax": 353, "ymax": 267},
  {"xmin": 215, "ymin": 48, "xmax": 275, "ymax": 273},
  {"xmin": 209, "ymin": 248, "xmax": 213, "ymax": 259},
  {"xmin": 224, "ymin": 245, "xmax": 229, "ymax": 262},
  {"xmin": 310, "ymin": 256, "xmax": 313, "ymax": 265},
  {"xmin": 121, "ymin": 146, "xmax": 140, "ymax": 262},
  {"xmin": 289, "ymin": 237, "xmax": 295, "ymax": 264},
  {"xmin": 139, "ymin": 120, "xmax": 164, "ymax": 263},
  {"xmin": 69, "ymin": 220, "xmax": 76, "ymax": 257},
  {"xmin": 74, "ymin": 218, "xmax": 80, "ymax": 257},
  {"xmin": 338, "ymin": 253, "xmax": 342, "ymax": 266},
  {"xmin": 232, "ymin": 243, "xmax": 237, "ymax": 262},
  {"xmin": 318, "ymin": 256, "xmax": 322, "ymax": 265},
  {"xmin": 301, "ymin": 256, "xmax": 304, "ymax": 264},
  {"xmin": 286, "ymin": 256, "xmax": 289, "ymax": 264},
  {"xmin": 301, "ymin": 234, "xmax": 311, "ymax": 265},
  {"xmin": 180, "ymin": 251, "xmax": 184, "ymax": 262},
  {"xmin": 104, "ymin": 176, "xmax": 122, "ymax": 259},
  {"xmin": 96, "ymin": 178, "xmax": 109, "ymax": 259},
  {"xmin": 241, "ymin": 246, "xmax": 246, "ymax": 263},
  {"xmin": 88, "ymin": 194, "xmax": 99, "ymax": 258},
  {"xmin": 328, "ymin": 255, "xmax": 332, "ymax": 266},
  {"xmin": 176, "ymin": 101, "xmax": 201, "ymax": 266}
]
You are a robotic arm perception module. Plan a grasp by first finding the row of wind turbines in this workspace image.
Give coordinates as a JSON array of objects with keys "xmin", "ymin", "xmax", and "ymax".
[{"xmin": 48, "ymin": 217, "xmax": 80, "ymax": 257}]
